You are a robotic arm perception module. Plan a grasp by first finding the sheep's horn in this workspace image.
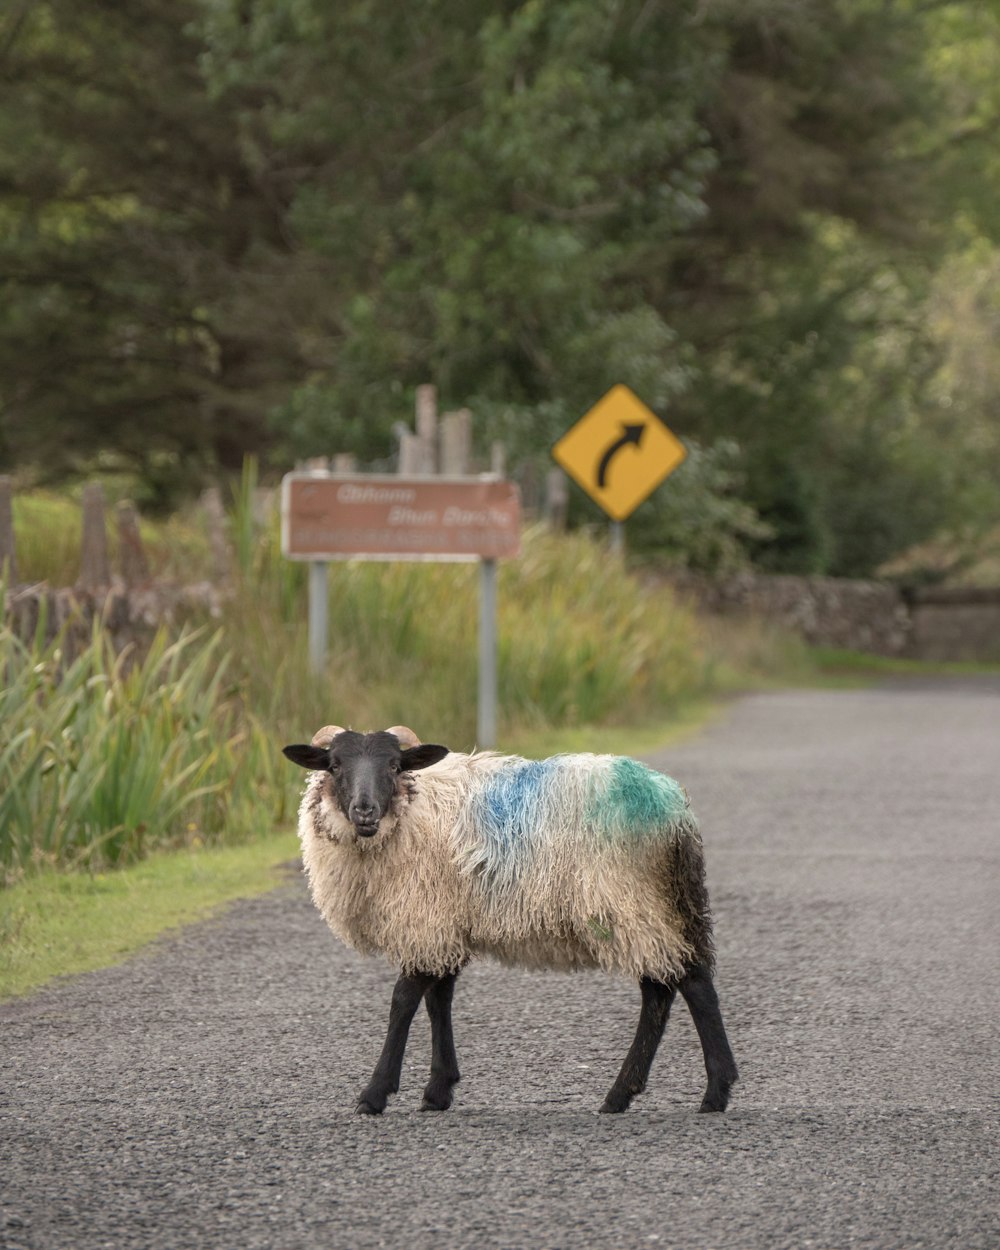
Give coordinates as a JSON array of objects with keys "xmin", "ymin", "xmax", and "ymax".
[
  {"xmin": 385, "ymin": 725, "xmax": 421, "ymax": 748},
  {"xmin": 311, "ymin": 725, "xmax": 346, "ymax": 747}
]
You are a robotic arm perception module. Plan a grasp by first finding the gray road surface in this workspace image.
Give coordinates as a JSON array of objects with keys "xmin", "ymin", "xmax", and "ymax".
[{"xmin": 2, "ymin": 678, "xmax": 998, "ymax": 1249}]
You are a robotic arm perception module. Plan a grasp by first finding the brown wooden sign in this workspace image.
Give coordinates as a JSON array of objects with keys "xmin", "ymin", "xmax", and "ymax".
[{"xmin": 281, "ymin": 474, "xmax": 522, "ymax": 561}]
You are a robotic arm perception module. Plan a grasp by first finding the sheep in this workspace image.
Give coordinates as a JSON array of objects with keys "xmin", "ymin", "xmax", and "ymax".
[{"xmin": 282, "ymin": 723, "xmax": 738, "ymax": 1116}]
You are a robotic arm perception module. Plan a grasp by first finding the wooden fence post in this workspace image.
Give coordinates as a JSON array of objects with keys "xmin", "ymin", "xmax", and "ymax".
[
  {"xmin": 441, "ymin": 409, "xmax": 472, "ymax": 475},
  {"xmin": 201, "ymin": 486, "xmax": 232, "ymax": 583},
  {"xmin": 0, "ymin": 475, "xmax": 16, "ymax": 583},
  {"xmin": 398, "ymin": 431, "xmax": 422, "ymax": 474},
  {"xmin": 545, "ymin": 467, "xmax": 569, "ymax": 530},
  {"xmin": 490, "ymin": 441, "xmax": 507, "ymax": 478},
  {"xmin": 78, "ymin": 482, "xmax": 111, "ymax": 593},
  {"xmin": 415, "ymin": 384, "xmax": 438, "ymax": 474},
  {"xmin": 116, "ymin": 500, "xmax": 150, "ymax": 588}
]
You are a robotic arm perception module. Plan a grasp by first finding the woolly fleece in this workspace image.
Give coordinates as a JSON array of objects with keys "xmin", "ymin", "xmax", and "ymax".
[{"xmin": 297, "ymin": 750, "xmax": 705, "ymax": 981}]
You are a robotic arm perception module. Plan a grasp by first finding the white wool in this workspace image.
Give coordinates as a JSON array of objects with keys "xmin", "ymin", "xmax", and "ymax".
[{"xmin": 297, "ymin": 750, "xmax": 703, "ymax": 982}]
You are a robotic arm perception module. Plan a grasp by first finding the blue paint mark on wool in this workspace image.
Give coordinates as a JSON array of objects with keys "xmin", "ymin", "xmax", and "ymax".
[{"xmin": 474, "ymin": 758, "xmax": 561, "ymax": 876}]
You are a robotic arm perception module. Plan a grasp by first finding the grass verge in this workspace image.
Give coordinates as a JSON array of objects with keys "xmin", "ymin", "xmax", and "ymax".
[
  {"xmin": 0, "ymin": 830, "xmax": 299, "ymax": 1001},
  {"xmin": 807, "ymin": 646, "xmax": 1000, "ymax": 682},
  {"xmin": 0, "ymin": 705, "xmax": 725, "ymax": 1002},
  {"xmin": 502, "ymin": 698, "xmax": 722, "ymax": 759}
]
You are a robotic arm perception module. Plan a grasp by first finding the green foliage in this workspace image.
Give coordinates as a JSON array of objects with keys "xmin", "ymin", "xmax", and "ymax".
[
  {"xmin": 256, "ymin": 0, "xmax": 715, "ymax": 460},
  {"xmin": 500, "ymin": 528, "xmax": 703, "ymax": 727},
  {"xmin": 2, "ymin": 0, "xmax": 1000, "ymax": 569},
  {"xmin": 0, "ymin": 0, "xmax": 287, "ymax": 489},
  {"xmin": 0, "ymin": 625, "xmax": 294, "ymax": 879},
  {"xmin": 679, "ymin": 212, "xmax": 970, "ymax": 575},
  {"xmin": 625, "ymin": 440, "xmax": 772, "ymax": 572}
]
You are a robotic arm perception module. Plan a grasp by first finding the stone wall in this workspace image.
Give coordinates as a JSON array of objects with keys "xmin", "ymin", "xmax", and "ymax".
[
  {"xmin": 907, "ymin": 586, "xmax": 1000, "ymax": 663},
  {"xmin": 667, "ymin": 571, "xmax": 1000, "ymax": 663}
]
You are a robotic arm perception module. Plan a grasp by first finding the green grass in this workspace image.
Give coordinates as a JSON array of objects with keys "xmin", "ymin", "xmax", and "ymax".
[
  {"xmin": 0, "ymin": 831, "xmax": 299, "ymax": 1000},
  {"xmin": 0, "ymin": 488, "xmax": 815, "ymax": 882},
  {"xmin": 7, "ymin": 476, "xmax": 997, "ymax": 1002},
  {"xmin": 0, "ymin": 623, "xmax": 299, "ymax": 878},
  {"xmin": 10, "ymin": 488, "xmax": 213, "ymax": 586},
  {"xmin": 802, "ymin": 646, "xmax": 1000, "ymax": 686},
  {"xmin": 217, "ymin": 520, "xmax": 717, "ymax": 752},
  {"xmin": 502, "ymin": 698, "xmax": 722, "ymax": 759}
]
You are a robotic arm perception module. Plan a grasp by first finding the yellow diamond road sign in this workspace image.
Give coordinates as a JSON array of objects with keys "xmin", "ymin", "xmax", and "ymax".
[{"xmin": 552, "ymin": 385, "xmax": 687, "ymax": 522}]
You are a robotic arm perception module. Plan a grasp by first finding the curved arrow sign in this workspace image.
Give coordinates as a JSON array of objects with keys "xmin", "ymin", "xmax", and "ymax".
[{"xmin": 552, "ymin": 385, "xmax": 687, "ymax": 522}]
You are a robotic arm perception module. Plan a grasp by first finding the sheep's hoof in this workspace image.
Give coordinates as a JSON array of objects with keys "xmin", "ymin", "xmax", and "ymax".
[
  {"xmin": 420, "ymin": 1087, "xmax": 454, "ymax": 1112},
  {"xmin": 698, "ymin": 1084, "xmax": 732, "ymax": 1113},
  {"xmin": 355, "ymin": 1094, "xmax": 387, "ymax": 1116},
  {"xmin": 598, "ymin": 1093, "xmax": 630, "ymax": 1114}
]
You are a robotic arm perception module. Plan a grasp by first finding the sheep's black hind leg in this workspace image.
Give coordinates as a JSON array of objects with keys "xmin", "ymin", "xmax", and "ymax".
[
  {"xmin": 357, "ymin": 970, "xmax": 435, "ymax": 1115},
  {"xmin": 677, "ymin": 963, "xmax": 738, "ymax": 1112},
  {"xmin": 600, "ymin": 977, "xmax": 676, "ymax": 1113},
  {"xmin": 421, "ymin": 972, "xmax": 460, "ymax": 1111}
]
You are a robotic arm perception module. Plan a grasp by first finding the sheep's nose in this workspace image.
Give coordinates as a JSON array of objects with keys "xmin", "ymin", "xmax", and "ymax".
[{"xmin": 349, "ymin": 798, "xmax": 379, "ymax": 833}]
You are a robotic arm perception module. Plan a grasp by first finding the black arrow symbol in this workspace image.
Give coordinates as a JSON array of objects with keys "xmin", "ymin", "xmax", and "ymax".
[{"xmin": 596, "ymin": 422, "xmax": 646, "ymax": 489}]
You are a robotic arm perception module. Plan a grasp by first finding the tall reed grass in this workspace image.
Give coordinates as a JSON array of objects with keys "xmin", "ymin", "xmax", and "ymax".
[
  {"xmin": 0, "ymin": 623, "xmax": 297, "ymax": 880},
  {"xmin": 228, "ymin": 523, "xmax": 708, "ymax": 750},
  {"xmin": 3, "ymin": 476, "xmax": 808, "ymax": 881}
]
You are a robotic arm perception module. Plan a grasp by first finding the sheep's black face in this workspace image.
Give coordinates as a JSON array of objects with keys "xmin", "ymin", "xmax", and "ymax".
[
  {"xmin": 327, "ymin": 731, "xmax": 404, "ymax": 838},
  {"xmin": 283, "ymin": 731, "xmax": 449, "ymax": 839}
]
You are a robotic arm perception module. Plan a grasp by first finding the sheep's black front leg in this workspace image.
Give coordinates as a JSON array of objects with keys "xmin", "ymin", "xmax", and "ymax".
[
  {"xmin": 421, "ymin": 972, "xmax": 460, "ymax": 1111},
  {"xmin": 357, "ymin": 971, "xmax": 435, "ymax": 1115},
  {"xmin": 678, "ymin": 963, "xmax": 738, "ymax": 1112},
  {"xmin": 600, "ymin": 977, "xmax": 675, "ymax": 1113}
]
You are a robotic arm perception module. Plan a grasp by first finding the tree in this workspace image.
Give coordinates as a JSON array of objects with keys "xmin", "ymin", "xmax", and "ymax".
[
  {"xmin": 201, "ymin": 0, "xmax": 721, "ymax": 462},
  {"xmin": 0, "ymin": 0, "xmax": 305, "ymax": 499},
  {"xmin": 1, "ymin": 0, "xmax": 998, "ymax": 574}
]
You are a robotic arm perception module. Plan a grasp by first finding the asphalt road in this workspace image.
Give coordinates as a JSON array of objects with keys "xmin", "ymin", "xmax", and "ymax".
[{"xmin": 2, "ymin": 678, "xmax": 998, "ymax": 1250}]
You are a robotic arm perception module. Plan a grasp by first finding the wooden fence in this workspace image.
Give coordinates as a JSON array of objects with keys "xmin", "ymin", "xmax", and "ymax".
[
  {"xmin": 1, "ymin": 384, "xmax": 573, "ymax": 656},
  {"xmin": 0, "ymin": 477, "xmax": 226, "ymax": 656}
]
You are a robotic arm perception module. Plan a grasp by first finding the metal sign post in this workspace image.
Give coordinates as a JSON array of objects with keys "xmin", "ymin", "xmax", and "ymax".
[
  {"xmin": 478, "ymin": 557, "xmax": 498, "ymax": 747},
  {"xmin": 308, "ymin": 560, "xmax": 329, "ymax": 674}
]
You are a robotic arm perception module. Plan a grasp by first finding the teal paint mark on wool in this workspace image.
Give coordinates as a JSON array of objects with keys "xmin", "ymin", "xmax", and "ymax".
[{"xmin": 588, "ymin": 757, "xmax": 690, "ymax": 839}]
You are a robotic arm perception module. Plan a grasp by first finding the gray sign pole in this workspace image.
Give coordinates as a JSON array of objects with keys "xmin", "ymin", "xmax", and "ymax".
[
  {"xmin": 478, "ymin": 557, "xmax": 498, "ymax": 748},
  {"xmin": 308, "ymin": 560, "xmax": 328, "ymax": 674}
]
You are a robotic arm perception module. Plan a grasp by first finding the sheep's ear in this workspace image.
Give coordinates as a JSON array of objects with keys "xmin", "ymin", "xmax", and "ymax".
[
  {"xmin": 400, "ymin": 744, "xmax": 449, "ymax": 771},
  {"xmin": 283, "ymin": 743, "xmax": 330, "ymax": 771}
]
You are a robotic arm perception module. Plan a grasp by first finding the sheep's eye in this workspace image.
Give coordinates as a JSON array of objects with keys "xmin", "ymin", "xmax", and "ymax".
[
  {"xmin": 328, "ymin": 759, "xmax": 341, "ymax": 773},
  {"xmin": 390, "ymin": 761, "xmax": 401, "ymax": 774}
]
